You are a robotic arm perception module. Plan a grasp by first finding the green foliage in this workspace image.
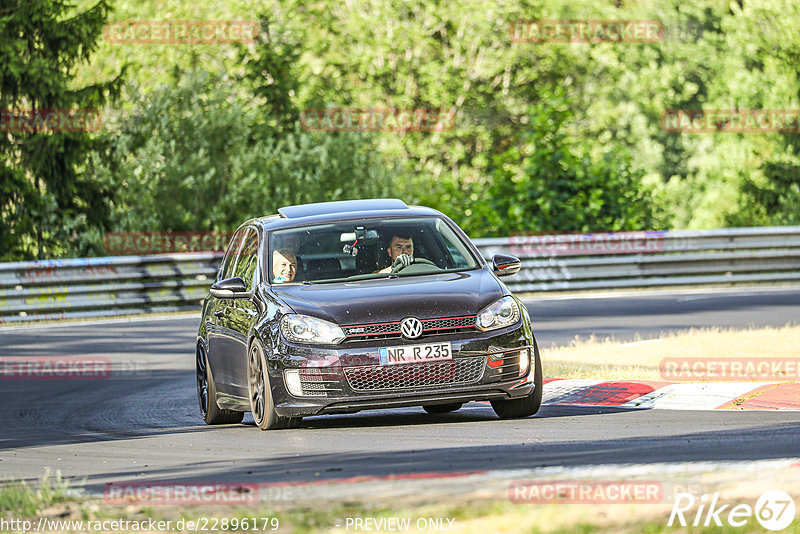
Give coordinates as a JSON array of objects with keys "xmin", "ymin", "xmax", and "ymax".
[
  {"xmin": 727, "ymin": 161, "xmax": 800, "ymax": 226},
  {"xmin": 94, "ymin": 69, "xmax": 253, "ymax": 233},
  {"xmin": 461, "ymin": 95, "xmax": 659, "ymax": 237},
  {"xmin": 219, "ymin": 129, "xmax": 394, "ymax": 226},
  {"xmin": 0, "ymin": 0, "xmax": 122, "ymax": 260},
  {"xmin": 6, "ymin": 0, "xmax": 800, "ymax": 261},
  {"xmin": 235, "ymin": 16, "xmax": 301, "ymax": 135},
  {"xmin": 0, "ymin": 469, "xmax": 71, "ymax": 516},
  {"xmin": 88, "ymin": 67, "xmax": 393, "ymax": 241}
]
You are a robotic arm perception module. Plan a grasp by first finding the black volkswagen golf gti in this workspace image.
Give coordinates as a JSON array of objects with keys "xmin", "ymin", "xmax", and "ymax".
[{"xmin": 196, "ymin": 199, "xmax": 542, "ymax": 430}]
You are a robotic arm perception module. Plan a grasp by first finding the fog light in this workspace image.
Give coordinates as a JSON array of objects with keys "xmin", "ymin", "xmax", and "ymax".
[
  {"xmin": 519, "ymin": 348, "xmax": 530, "ymax": 376},
  {"xmin": 284, "ymin": 369, "xmax": 303, "ymax": 396}
]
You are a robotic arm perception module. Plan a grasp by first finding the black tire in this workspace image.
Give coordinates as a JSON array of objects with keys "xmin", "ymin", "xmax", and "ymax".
[
  {"xmin": 422, "ymin": 402, "xmax": 463, "ymax": 414},
  {"xmin": 248, "ymin": 341, "xmax": 301, "ymax": 430},
  {"xmin": 491, "ymin": 341, "xmax": 543, "ymax": 419},
  {"xmin": 197, "ymin": 344, "xmax": 244, "ymax": 425}
]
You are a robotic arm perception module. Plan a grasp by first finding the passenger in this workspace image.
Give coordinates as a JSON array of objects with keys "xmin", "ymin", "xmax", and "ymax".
[{"xmin": 273, "ymin": 249, "xmax": 298, "ymax": 283}]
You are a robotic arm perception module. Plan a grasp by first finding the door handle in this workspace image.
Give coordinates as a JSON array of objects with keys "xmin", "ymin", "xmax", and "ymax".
[{"xmin": 213, "ymin": 310, "xmax": 225, "ymax": 318}]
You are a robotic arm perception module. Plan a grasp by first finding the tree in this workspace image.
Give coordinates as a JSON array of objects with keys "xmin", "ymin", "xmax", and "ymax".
[
  {"xmin": 236, "ymin": 15, "xmax": 301, "ymax": 136},
  {"xmin": 90, "ymin": 66, "xmax": 394, "ymax": 237},
  {"xmin": 727, "ymin": 162, "xmax": 800, "ymax": 226},
  {"xmin": 0, "ymin": 0, "xmax": 123, "ymax": 260},
  {"xmin": 721, "ymin": 0, "xmax": 800, "ymax": 227},
  {"xmin": 465, "ymin": 94, "xmax": 661, "ymax": 237}
]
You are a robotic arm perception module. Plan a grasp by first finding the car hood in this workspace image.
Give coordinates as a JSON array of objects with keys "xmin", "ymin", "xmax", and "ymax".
[{"xmin": 271, "ymin": 269, "xmax": 506, "ymax": 326}]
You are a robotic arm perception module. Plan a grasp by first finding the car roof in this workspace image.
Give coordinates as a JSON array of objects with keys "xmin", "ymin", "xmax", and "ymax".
[
  {"xmin": 248, "ymin": 199, "xmax": 446, "ymax": 231},
  {"xmin": 278, "ymin": 198, "xmax": 409, "ymax": 218}
]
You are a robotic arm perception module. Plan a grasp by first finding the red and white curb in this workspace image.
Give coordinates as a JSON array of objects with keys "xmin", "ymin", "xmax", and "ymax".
[{"xmin": 543, "ymin": 378, "xmax": 800, "ymax": 410}]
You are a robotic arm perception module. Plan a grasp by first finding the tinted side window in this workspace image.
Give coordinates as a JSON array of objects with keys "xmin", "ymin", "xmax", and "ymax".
[
  {"xmin": 232, "ymin": 229, "xmax": 260, "ymax": 288},
  {"xmin": 219, "ymin": 229, "xmax": 246, "ymax": 280}
]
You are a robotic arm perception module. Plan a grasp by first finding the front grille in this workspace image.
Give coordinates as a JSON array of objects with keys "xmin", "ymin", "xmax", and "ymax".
[
  {"xmin": 344, "ymin": 356, "xmax": 486, "ymax": 392},
  {"xmin": 344, "ymin": 316, "xmax": 477, "ymax": 341},
  {"xmin": 298, "ymin": 368, "xmax": 344, "ymax": 396},
  {"xmin": 345, "ymin": 323, "xmax": 402, "ymax": 337},
  {"xmin": 423, "ymin": 316, "xmax": 475, "ymax": 331}
]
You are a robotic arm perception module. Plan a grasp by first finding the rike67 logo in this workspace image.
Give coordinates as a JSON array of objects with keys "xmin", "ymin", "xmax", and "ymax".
[{"xmin": 669, "ymin": 491, "xmax": 796, "ymax": 531}]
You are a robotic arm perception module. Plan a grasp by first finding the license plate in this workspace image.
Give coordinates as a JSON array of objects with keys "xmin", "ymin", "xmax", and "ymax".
[{"xmin": 378, "ymin": 342, "xmax": 452, "ymax": 365}]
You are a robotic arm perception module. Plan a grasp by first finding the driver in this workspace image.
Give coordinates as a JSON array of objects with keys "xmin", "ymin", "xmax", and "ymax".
[{"xmin": 378, "ymin": 233, "xmax": 414, "ymax": 274}]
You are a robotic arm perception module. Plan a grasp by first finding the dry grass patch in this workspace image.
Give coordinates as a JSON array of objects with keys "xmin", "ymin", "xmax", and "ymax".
[{"xmin": 543, "ymin": 324, "xmax": 800, "ymax": 380}]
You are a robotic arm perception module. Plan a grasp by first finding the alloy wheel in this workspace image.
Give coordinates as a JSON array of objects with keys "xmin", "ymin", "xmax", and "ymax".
[
  {"xmin": 248, "ymin": 344, "xmax": 266, "ymax": 425},
  {"xmin": 196, "ymin": 345, "xmax": 209, "ymax": 416}
]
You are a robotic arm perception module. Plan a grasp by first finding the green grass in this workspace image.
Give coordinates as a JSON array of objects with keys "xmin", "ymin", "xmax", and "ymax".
[
  {"xmin": 5, "ymin": 483, "xmax": 800, "ymax": 533},
  {"xmin": 0, "ymin": 470, "xmax": 71, "ymax": 517}
]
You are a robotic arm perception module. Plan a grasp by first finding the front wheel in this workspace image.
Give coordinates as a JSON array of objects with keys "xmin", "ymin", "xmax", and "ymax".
[
  {"xmin": 197, "ymin": 344, "xmax": 244, "ymax": 425},
  {"xmin": 491, "ymin": 342, "xmax": 543, "ymax": 419},
  {"xmin": 248, "ymin": 341, "xmax": 301, "ymax": 430}
]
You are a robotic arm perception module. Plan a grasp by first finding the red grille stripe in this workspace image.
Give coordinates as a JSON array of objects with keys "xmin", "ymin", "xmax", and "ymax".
[
  {"xmin": 347, "ymin": 321, "xmax": 402, "ymax": 328},
  {"xmin": 345, "ymin": 330, "xmax": 402, "ymax": 337},
  {"xmin": 423, "ymin": 325, "xmax": 472, "ymax": 331},
  {"xmin": 422, "ymin": 315, "xmax": 476, "ymax": 322}
]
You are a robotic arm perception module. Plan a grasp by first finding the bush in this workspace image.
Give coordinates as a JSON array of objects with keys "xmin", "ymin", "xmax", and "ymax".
[
  {"xmin": 86, "ymin": 68, "xmax": 393, "ymax": 248},
  {"xmin": 726, "ymin": 161, "xmax": 800, "ymax": 226},
  {"xmin": 463, "ymin": 96, "xmax": 662, "ymax": 237}
]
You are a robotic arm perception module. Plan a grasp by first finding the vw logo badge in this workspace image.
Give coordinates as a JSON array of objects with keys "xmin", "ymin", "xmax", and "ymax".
[{"xmin": 400, "ymin": 317, "xmax": 423, "ymax": 339}]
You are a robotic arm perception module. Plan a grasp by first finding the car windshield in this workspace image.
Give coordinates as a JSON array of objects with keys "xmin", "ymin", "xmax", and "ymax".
[{"xmin": 268, "ymin": 217, "xmax": 479, "ymax": 284}]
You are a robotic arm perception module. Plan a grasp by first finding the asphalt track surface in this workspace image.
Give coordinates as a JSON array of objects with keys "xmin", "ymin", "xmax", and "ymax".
[{"xmin": 1, "ymin": 287, "xmax": 798, "ymax": 492}]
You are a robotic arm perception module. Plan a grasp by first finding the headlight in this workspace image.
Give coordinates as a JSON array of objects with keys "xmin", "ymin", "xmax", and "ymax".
[
  {"xmin": 476, "ymin": 296, "xmax": 520, "ymax": 332},
  {"xmin": 281, "ymin": 314, "xmax": 346, "ymax": 345}
]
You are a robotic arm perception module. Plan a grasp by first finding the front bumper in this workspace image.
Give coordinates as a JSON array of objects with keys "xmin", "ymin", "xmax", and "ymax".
[{"xmin": 266, "ymin": 324, "xmax": 537, "ymax": 417}]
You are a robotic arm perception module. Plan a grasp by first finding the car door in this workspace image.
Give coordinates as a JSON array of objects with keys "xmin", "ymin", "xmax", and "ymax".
[
  {"xmin": 215, "ymin": 227, "xmax": 261, "ymax": 396},
  {"xmin": 206, "ymin": 228, "xmax": 246, "ymax": 387}
]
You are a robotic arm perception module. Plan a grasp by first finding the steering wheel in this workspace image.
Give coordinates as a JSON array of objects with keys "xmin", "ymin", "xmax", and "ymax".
[{"xmin": 391, "ymin": 256, "xmax": 437, "ymax": 274}]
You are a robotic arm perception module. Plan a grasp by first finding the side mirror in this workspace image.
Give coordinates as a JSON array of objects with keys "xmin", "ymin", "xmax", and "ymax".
[
  {"xmin": 210, "ymin": 277, "xmax": 250, "ymax": 299},
  {"xmin": 492, "ymin": 254, "xmax": 521, "ymax": 277}
]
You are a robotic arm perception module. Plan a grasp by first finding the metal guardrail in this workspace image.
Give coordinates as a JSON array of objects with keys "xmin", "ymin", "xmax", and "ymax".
[
  {"xmin": 475, "ymin": 226, "xmax": 800, "ymax": 292},
  {"xmin": 0, "ymin": 253, "xmax": 222, "ymax": 323},
  {"xmin": 0, "ymin": 226, "xmax": 798, "ymax": 323}
]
